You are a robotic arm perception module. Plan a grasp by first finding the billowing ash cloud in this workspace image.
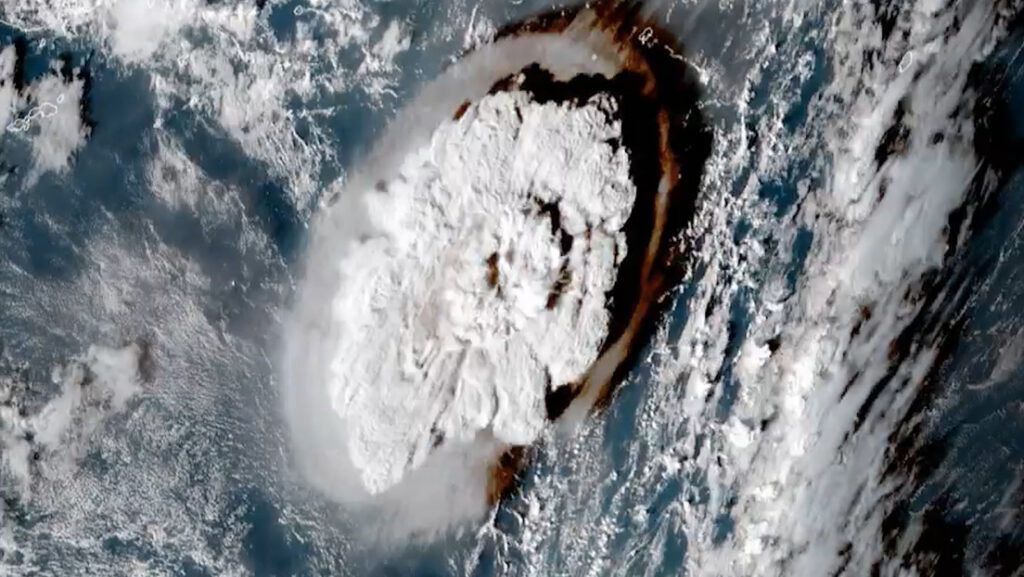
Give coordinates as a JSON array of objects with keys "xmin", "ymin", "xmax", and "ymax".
[{"xmin": 283, "ymin": 1, "xmax": 710, "ymax": 536}]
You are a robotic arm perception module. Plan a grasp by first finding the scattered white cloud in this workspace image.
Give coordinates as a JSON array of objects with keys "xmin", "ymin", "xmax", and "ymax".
[
  {"xmin": 22, "ymin": 72, "xmax": 90, "ymax": 181},
  {"xmin": 106, "ymin": 0, "xmax": 197, "ymax": 62},
  {"xmin": 1, "ymin": 342, "xmax": 144, "ymax": 497}
]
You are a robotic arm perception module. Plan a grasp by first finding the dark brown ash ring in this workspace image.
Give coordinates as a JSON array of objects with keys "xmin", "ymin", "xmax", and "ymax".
[{"xmin": 482, "ymin": 2, "xmax": 712, "ymax": 503}]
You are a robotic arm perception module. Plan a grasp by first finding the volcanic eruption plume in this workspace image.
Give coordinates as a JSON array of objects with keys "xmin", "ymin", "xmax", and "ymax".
[{"xmin": 283, "ymin": 0, "xmax": 711, "ymax": 537}]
